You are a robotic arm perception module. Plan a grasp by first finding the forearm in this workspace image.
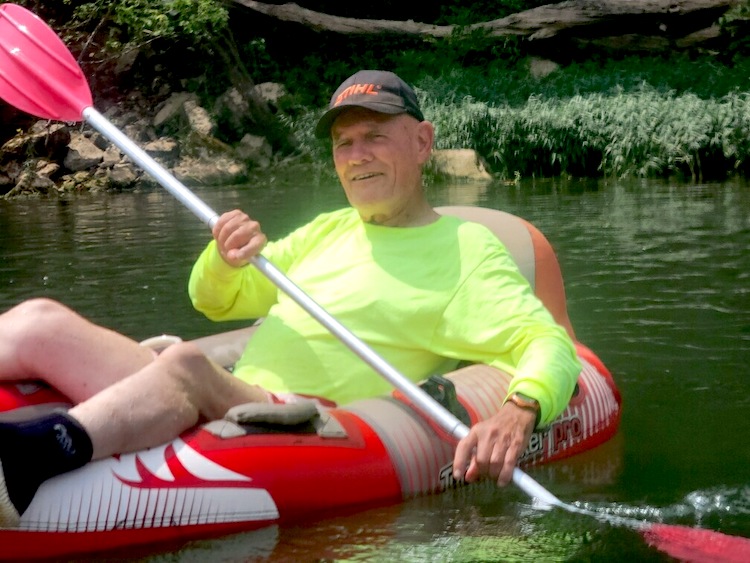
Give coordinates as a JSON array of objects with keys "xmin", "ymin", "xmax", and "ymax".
[
  {"xmin": 503, "ymin": 331, "xmax": 581, "ymax": 426},
  {"xmin": 188, "ymin": 241, "xmax": 274, "ymax": 321}
]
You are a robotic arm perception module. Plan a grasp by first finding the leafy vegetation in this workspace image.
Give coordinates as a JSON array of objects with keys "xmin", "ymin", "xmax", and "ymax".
[
  {"xmin": 720, "ymin": 0, "xmax": 750, "ymax": 63},
  {"xmin": 290, "ymin": 53, "xmax": 750, "ymax": 182},
  {"xmin": 69, "ymin": 0, "xmax": 227, "ymax": 47},
  {"xmin": 421, "ymin": 86, "xmax": 750, "ymax": 180}
]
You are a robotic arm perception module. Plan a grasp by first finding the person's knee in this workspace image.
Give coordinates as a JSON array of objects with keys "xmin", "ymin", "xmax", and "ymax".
[
  {"xmin": 151, "ymin": 342, "xmax": 231, "ymax": 416},
  {"xmin": 154, "ymin": 342, "xmax": 212, "ymax": 380},
  {"xmin": 10, "ymin": 298, "xmax": 74, "ymax": 336},
  {"xmin": 14, "ymin": 298, "xmax": 68, "ymax": 318}
]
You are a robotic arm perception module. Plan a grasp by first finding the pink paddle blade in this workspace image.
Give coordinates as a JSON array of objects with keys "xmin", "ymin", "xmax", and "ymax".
[
  {"xmin": 643, "ymin": 523, "xmax": 750, "ymax": 563},
  {"xmin": 0, "ymin": 3, "xmax": 91, "ymax": 121}
]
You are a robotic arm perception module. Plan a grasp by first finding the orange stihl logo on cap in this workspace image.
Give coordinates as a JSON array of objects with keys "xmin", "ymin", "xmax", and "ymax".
[{"xmin": 334, "ymin": 83, "xmax": 380, "ymax": 106}]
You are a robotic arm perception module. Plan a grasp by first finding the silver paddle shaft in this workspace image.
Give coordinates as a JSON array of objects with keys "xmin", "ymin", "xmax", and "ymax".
[{"xmin": 84, "ymin": 108, "xmax": 218, "ymax": 227}]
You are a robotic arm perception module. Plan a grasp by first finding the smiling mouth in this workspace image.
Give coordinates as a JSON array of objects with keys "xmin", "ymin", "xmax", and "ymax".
[{"xmin": 352, "ymin": 172, "xmax": 379, "ymax": 181}]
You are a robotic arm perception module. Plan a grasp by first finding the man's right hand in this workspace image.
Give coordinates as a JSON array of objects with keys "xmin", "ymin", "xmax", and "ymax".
[{"xmin": 212, "ymin": 210, "xmax": 268, "ymax": 268}]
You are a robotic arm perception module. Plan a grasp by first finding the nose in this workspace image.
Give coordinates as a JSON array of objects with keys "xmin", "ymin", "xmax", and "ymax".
[{"xmin": 346, "ymin": 139, "xmax": 372, "ymax": 165}]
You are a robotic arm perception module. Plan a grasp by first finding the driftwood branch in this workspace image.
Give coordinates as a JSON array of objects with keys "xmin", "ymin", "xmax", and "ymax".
[
  {"xmin": 232, "ymin": 0, "xmax": 740, "ymax": 44},
  {"xmin": 232, "ymin": 1, "xmax": 451, "ymax": 37}
]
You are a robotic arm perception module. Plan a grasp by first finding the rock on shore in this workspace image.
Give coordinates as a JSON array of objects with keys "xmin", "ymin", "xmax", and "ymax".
[{"xmin": 0, "ymin": 85, "xmax": 278, "ymax": 198}]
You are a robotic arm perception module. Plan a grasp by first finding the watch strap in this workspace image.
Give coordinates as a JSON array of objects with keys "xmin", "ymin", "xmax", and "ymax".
[{"xmin": 505, "ymin": 392, "xmax": 541, "ymax": 426}]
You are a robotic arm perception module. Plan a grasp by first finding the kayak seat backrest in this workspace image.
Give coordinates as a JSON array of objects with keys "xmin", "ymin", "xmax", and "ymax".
[{"xmin": 435, "ymin": 205, "xmax": 576, "ymax": 341}]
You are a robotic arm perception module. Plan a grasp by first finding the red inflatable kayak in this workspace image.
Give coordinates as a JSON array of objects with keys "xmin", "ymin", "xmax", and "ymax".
[{"xmin": 0, "ymin": 339, "xmax": 619, "ymax": 560}]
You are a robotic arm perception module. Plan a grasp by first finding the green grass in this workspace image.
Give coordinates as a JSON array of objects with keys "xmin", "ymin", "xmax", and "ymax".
[{"xmin": 423, "ymin": 86, "xmax": 750, "ymax": 180}]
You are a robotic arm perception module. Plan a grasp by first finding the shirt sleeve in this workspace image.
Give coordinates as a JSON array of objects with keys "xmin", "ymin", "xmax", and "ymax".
[
  {"xmin": 187, "ymin": 209, "xmax": 348, "ymax": 322},
  {"xmin": 188, "ymin": 240, "xmax": 279, "ymax": 321},
  {"xmin": 434, "ymin": 238, "xmax": 581, "ymax": 426}
]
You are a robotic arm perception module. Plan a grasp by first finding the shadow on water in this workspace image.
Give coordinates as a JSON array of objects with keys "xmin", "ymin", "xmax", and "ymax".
[{"xmin": 1, "ymin": 176, "xmax": 749, "ymax": 561}]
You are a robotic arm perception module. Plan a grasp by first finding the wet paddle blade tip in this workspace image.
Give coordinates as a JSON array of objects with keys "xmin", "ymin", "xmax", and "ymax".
[{"xmin": 643, "ymin": 523, "xmax": 750, "ymax": 563}]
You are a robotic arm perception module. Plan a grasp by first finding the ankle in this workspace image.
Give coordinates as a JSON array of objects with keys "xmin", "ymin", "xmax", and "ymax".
[{"xmin": 0, "ymin": 410, "xmax": 93, "ymax": 515}]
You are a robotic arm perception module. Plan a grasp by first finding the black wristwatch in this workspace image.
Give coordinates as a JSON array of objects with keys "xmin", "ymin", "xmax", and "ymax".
[{"xmin": 505, "ymin": 392, "xmax": 541, "ymax": 426}]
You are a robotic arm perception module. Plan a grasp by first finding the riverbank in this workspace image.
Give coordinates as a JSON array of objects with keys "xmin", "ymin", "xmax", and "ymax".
[
  {"xmin": 4, "ymin": 1, "xmax": 750, "ymax": 195},
  {"xmin": 424, "ymin": 85, "xmax": 750, "ymax": 181},
  {"xmin": 3, "ymin": 50, "xmax": 750, "ymax": 198}
]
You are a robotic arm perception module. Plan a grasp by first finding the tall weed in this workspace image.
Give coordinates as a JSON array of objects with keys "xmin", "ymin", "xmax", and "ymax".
[{"xmin": 421, "ymin": 85, "xmax": 750, "ymax": 180}]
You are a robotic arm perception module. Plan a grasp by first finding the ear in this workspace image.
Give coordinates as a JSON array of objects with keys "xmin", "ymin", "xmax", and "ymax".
[{"xmin": 414, "ymin": 120, "xmax": 435, "ymax": 164}]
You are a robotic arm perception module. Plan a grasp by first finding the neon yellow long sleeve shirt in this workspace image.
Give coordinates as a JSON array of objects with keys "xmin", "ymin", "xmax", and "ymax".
[{"xmin": 188, "ymin": 207, "xmax": 581, "ymax": 424}]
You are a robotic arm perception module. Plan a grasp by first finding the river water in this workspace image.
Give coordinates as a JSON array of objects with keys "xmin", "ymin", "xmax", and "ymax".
[{"xmin": 0, "ymin": 176, "xmax": 748, "ymax": 561}]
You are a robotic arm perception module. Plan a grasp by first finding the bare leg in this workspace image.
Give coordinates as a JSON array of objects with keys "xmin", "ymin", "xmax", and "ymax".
[
  {"xmin": 0, "ymin": 300, "xmax": 270, "ymax": 525},
  {"xmin": 68, "ymin": 341, "xmax": 269, "ymax": 460},
  {"xmin": 0, "ymin": 298, "xmax": 155, "ymax": 401},
  {"xmin": 0, "ymin": 298, "xmax": 268, "ymax": 456}
]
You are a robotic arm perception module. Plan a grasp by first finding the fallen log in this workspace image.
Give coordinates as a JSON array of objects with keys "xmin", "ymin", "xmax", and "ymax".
[{"xmin": 232, "ymin": 0, "xmax": 741, "ymax": 52}]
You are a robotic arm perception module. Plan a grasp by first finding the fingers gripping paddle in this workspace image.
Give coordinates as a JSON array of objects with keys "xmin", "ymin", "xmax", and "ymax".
[{"xmin": 1, "ymin": 4, "xmax": 749, "ymax": 561}]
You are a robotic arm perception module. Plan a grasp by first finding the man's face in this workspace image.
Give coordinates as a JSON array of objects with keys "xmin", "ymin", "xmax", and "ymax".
[{"xmin": 331, "ymin": 108, "xmax": 432, "ymax": 225}]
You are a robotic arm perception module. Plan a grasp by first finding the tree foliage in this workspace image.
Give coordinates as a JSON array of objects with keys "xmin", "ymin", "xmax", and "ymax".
[
  {"xmin": 64, "ymin": 0, "xmax": 229, "ymax": 52},
  {"xmin": 720, "ymin": 0, "xmax": 750, "ymax": 61}
]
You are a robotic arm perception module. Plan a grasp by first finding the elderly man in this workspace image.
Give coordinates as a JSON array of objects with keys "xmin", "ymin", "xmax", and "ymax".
[{"xmin": 0, "ymin": 70, "xmax": 579, "ymax": 527}]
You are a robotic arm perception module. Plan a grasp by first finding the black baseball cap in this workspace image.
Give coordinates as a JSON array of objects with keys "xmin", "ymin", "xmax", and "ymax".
[{"xmin": 314, "ymin": 70, "xmax": 425, "ymax": 138}]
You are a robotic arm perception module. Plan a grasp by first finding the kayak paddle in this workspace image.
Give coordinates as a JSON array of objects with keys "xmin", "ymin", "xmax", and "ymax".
[{"xmin": 1, "ymin": 4, "xmax": 749, "ymax": 561}]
